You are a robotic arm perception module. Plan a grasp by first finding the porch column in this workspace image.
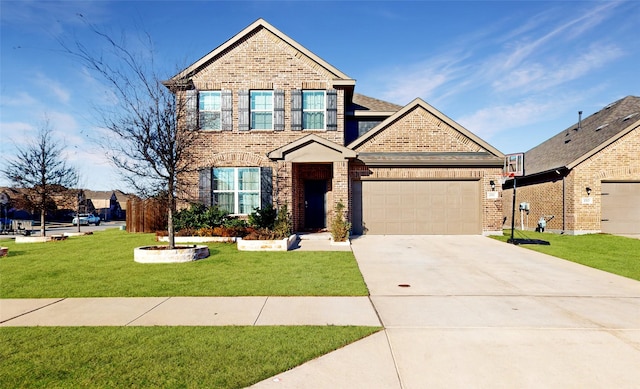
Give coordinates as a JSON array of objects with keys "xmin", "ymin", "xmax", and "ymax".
[{"xmin": 332, "ymin": 160, "xmax": 349, "ymax": 220}]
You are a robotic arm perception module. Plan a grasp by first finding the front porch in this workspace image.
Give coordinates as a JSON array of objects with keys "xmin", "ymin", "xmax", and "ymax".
[{"xmin": 268, "ymin": 134, "xmax": 354, "ymax": 232}]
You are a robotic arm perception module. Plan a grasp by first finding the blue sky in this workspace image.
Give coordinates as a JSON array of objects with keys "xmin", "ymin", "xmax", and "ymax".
[{"xmin": 1, "ymin": 1, "xmax": 639, "ymax": 191}]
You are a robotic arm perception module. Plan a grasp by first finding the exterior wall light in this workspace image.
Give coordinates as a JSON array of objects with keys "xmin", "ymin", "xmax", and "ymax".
[
  {"xmin": 586, "ymin": 187, "xmax": 592, "ymax": 196},
  {"xmin": 490, "ymin": 180, "xmax": 496, "ymax": 191}
]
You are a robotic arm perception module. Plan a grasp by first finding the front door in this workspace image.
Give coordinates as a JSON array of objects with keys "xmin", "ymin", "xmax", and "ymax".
[{"xmin": 304, "ymin": 180, "xmax": 327, "ymax": 229}]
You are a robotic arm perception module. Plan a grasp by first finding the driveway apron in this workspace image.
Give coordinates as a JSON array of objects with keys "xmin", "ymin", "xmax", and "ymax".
[{"xmin": 351, "ymin": 235, "xmax": 640, "ymax": 389}]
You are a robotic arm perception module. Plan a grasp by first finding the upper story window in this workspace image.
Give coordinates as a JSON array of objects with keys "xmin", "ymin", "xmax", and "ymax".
[
  {"xmin": 302, "ymin": 91, "xmax": 325, "ymax": 130},
  {"xmin": 291, "ymin": 89, "xmax": 337, "ymax": 131},
  {"xmin": 199, "ymin": 91, "xmax": 221, "ymax": 130},
  {"xmin": 250, "ymin": 91, "xmax": 273, "ymax": 130}
]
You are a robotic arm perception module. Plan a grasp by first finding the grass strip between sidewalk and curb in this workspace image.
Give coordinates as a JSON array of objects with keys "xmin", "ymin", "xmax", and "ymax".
[
  {"xmin": 492, "ymin": 231, "xmax": 640, "ymax": 281},
  {"xmin": 0, "ymin": 229, "xmax": 368, "ymax": 298},
  {"xmin": 0, "ymin": 326, "xmax": 381, "ymax": 388}
]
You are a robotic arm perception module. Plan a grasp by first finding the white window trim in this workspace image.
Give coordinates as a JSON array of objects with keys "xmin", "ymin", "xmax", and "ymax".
[
  {"xmin": 199, "ymin": 91, "xmax": 222, "ymax": 130},
  {"xmin": 302, "ymin": 90, "xmax": 326, "ymax": 130},
  {"xmin": 213, "ymin": 167, "xmax": 261, "ymax": 215},
  {"xmin": 250, "ymin": 90, "xmax": 274, "ymax": 130}
]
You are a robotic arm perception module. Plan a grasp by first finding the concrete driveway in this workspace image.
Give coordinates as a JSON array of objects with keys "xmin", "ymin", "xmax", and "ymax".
[{"xmin": 351, "ymin": 235, "xmax": 640, "ymax": 388}]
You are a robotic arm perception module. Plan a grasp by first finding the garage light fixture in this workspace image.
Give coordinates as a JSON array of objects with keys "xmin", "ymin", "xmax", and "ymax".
[
  {"xmin": 586, "ymin": 187, "xmax": 592, "ymax": 196},
  {"xmin": 490, "ymin": 180, "xmax": 496, "ymax": 191}
]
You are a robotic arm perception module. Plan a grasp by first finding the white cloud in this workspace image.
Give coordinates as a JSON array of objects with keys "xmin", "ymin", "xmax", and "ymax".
[
  {"xmin": 492, "ymin": 42, "xmax": 625, "ymax": 93},
  {"xmin": 34, "ymin": 73, "xmax": 71, "ymax": 103},
  {"xmin": 0, "ymin": 91, "xmax": 39, "ymax": 107},
  {"xmin": 457, "ymin": 99, "xmax": 562, "ymax": 140}
]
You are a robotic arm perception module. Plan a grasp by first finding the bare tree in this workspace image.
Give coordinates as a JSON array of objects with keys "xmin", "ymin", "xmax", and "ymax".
[
  {"xmin": 61, "ymin": 20, "xmax": 199, "ymax": 248},
  {"xmin": 2, "ymin": 122, "xmax": 79, "ymax": 236}
]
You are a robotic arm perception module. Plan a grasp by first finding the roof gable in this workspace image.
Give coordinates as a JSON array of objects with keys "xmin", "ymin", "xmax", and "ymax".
[
  {"xmin": 168, "ymin": 19, "xmax": 354, "ymax": 85},
  {"xmin": 347, "ymin": 98, "xmax": 503, "ymax": 157},
  {"xmin": 267, "ymin": 134, "xmax": 356, "ymax": 162},
  {"xmin": 525, "ymin": 95, "xmax": 640, "ymax": 175}
]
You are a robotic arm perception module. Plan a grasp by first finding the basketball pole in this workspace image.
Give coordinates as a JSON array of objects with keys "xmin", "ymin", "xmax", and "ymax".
[{"xmin": 509, "ymin": 176, "xmax": 516, "ymax": 244}]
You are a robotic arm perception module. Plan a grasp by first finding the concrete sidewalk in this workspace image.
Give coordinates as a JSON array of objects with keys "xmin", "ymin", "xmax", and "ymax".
[{"xmin": 0, "ymin": 296, "xmax": 380, "ymax": 327}]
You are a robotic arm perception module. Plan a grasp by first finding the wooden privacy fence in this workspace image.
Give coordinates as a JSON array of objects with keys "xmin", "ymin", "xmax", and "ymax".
[{"xmin": 126, "ymin": 198, "xmax": 168, "ymax": 233}]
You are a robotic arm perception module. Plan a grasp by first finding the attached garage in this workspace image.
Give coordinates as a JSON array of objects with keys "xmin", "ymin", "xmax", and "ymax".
[
  {"xmin": 601, "ymin": 181, "xmax": 640, "ymax": 234},
  {"xmin": 354, "ymin": 180, "xmax": 481, "ymax": 235}
]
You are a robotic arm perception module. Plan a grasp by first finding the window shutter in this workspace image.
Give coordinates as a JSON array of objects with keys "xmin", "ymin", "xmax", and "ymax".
[
  {"xmin": 327, "ymin": 89, "xmax": 338, "ymax": 131},
  {"xmin": 221, "ymin": 90, "xmax": 233, "ymax": 131},
  {"xmin": 291, "ymin": 89, "xmax": 302, "ymax": 131},
  {"xmin": 185, "ymin": 89, "xmax": 198, "ymax": 131},
  {"xmin": 198, "ymin": 169, "xmax": 212, "ymax": 207},
  {"xmin": 274, "ymin": 89, "xmax": 285, "ymax": 131},
  {"xmin": 260, "ymin": 167, "xmax": 273, "ymax": 208},
  {"xmin": 238, "ymin": 90, "xmax": 249, "ymax": 131}
]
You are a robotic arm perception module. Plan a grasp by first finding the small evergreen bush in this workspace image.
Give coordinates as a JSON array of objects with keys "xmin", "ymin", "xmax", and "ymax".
[{"xmin": 330, "ymin": 201, "xmax": 351, "ymax": 242}]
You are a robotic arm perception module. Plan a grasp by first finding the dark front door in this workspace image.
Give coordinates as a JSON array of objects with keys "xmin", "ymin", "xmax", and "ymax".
[{"xmin": 304, "ymin": 180, "xmax": 327, "ymax": 229}]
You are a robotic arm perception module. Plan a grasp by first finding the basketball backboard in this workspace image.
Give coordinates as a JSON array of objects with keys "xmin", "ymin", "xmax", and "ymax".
[{"xmin": 504, "ymin": 153, "xmax": 524, "ymax": 177}]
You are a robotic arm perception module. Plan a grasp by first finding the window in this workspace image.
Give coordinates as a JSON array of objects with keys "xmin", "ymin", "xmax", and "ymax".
[
  {"xmin": 302, "ymin": 91, "xmax": 325, "ymax": 129},
  {"xmin": 250, "ymin": 91, "xmax": 273, "ymax": 130},
  {"xmin": 213, "ymin": 167, "xmax": 260, "ymax": 214},
  {"xmin": 199, "ymin": 91, "xmax": 221, "ymax": 130}
]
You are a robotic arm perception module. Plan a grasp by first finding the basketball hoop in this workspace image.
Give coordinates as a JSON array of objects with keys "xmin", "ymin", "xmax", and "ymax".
[{"xmin": 501, "ymin": 172, "xmax": 515, "ymax": 185}]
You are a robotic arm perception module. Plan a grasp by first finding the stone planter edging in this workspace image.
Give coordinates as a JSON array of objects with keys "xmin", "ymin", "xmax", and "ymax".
[
  {"xmin": 15, "ymin": 236, "xmax": 52, "ymax": 244},
  {"xmin": 157, "ymin": 236, "xmax": 236, "ymax": 243},
  {"xmin": 237, "ymin": 234, "xmax": 297, "ymax": 251},
  {"xmin": 134, "ymin": 245, "xmax": 210, "ymax": 263}
]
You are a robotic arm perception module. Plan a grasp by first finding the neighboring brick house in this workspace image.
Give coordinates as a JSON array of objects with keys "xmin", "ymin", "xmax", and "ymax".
[
  {"xmin": 502, "ymin": 95, "xmax": 640, "ymax": 235},
  {"xmin": 166, "ymin": 19, "xmax": 505, "ymax": 235},
  {"xmin": 83, "ymin": 190, "xmax": 125, "ymax": 221}
]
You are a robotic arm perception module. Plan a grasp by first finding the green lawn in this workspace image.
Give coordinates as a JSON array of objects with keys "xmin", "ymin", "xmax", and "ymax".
[
  {"xmin": 0, "ymin": 326, "xmax": 380, "ymax": 388},
  {"xmin": 1, "ymin": 229, "xmax": 378, "ymax": 387},
  {"xmin": 0, "ymin": 229, "xmax": 368, "ymax": 298},
  {"xmin": 492, "ymin": 231, "xmax": 640, "ymax": 281}
]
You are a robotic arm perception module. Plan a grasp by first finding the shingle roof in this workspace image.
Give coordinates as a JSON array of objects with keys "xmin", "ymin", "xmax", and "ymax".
[
  {"xmin": 524, "ymin": 95, "xmax": 640, "ymax": 176},
  {"xmin": 358, "ymin": 152, "xmax": 503, "ymax": 167},
  {"xmin": 351, "ymin": 93, "xmax": 403, "ymax": 113}
]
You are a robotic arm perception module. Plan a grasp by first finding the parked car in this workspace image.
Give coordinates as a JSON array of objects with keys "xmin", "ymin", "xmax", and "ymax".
[{"xmin": 72, "ymin": 214, "xmax": 101, "ymax": 226}]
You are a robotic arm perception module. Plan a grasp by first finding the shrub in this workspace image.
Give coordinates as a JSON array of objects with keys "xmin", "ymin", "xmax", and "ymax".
[
  {"xmin": 248, "ymin": 204, "xmax": 277, "ymax": 230},
  {"xmin": 273, "ymin": 204, "xmax": 292, "ymax": 239},
  {"xmin": 330, "ymin": 201, "xmax": 351, "ymax": 242},
  {"xmin": 174, "ymin": 204, "xmax": 230, "ymax": 231},
  {"xmin": 242, "ymin": 205, "xmax": 292, "ymax": 240}
]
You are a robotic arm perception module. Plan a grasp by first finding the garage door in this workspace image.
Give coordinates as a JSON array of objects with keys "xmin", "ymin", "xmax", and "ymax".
[
  {"xmin": 358, "ymin": 180, "xmax": 481, "ymax": 235},
  {"xmin": 601, "ymin": 182, "xmax": 640, "ymax": 234}
]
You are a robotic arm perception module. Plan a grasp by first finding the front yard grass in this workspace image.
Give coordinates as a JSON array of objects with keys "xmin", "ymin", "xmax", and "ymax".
[
  {"xmin": 0, "ymin": 229, "xmax": 368, "ymax": 298},
  {"xmin": 492, "ymin": 231, "xmax": 640, "ymax": 281},
  {"xmin": 0, "ymin": 326, "xmax": 380, "ymax": 388},
  {"xmin": 1, "ymin": 229, "xmax": 378, "ymax": 387}
]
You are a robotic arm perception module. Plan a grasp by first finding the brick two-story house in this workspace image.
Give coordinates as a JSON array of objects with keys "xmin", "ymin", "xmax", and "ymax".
[
  {"xmin": 167, "ymin": 19, "xmax": 505, "ymax": 235},
  {"xmin": 502, "ymin": 95, "xmax": 640, "ymax": 235}
]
